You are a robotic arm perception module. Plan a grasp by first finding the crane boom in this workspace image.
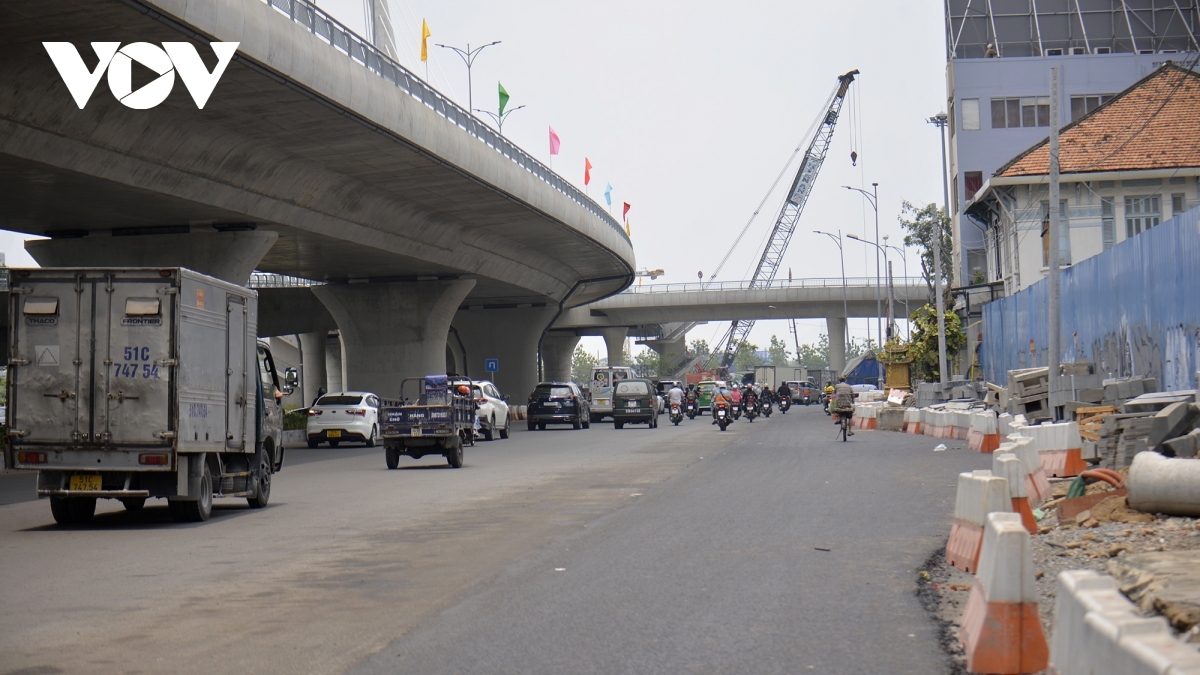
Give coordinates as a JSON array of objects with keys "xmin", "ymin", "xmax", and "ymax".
[{"xmin": 715, "ymin": 68, "xmax": 858, "ymax": 370}]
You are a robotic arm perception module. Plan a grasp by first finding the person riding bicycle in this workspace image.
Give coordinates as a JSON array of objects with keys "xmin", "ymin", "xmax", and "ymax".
[{"xmin": 831, "ymin": 377, "xmax": 855, "ymax": 435}]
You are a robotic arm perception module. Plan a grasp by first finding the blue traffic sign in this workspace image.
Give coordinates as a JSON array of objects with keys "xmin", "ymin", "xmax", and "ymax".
[{"xmin": 484, "ymin": 358, "xmax": 499, "ymax": 373}]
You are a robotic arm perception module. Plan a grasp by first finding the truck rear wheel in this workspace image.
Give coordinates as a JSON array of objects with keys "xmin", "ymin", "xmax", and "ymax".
[
  {"xmin": 247, "ymin": 446, "xmax": 273, "ymax": 509},
  {"xmin": 50, "ymin": 496, "xmax": 97, "ymax": 525},
  {"xmin": 445, "ymin": 437, "xmax": 463, "ymax": 469},
  {"xmin": 170, "ymin": 463, "xmax": 213, "ymax": 523},
  {"xmin": 386, "ymin": 445, "xmax": 401, "ymax": 470}
]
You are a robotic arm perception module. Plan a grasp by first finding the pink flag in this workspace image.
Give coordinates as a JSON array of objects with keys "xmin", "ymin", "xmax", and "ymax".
[
  {"xmin": 622, "ymin": 202, "xmax": 631, "ymax": 220},
  {"xmin": 549, "ymin": 126, "xmax": 561, "ymax": 156}
]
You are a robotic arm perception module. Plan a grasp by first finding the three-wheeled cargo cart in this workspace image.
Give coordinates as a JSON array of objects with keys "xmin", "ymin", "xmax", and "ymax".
[{"xmin": 380, "ymin": 375, "xmax": 476, "ymax": 469}]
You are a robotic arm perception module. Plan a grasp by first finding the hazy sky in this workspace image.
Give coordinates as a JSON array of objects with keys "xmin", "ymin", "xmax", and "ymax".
[{"xmin": 0, "ymin": 0, "xmax": 951, "ymax": 362}]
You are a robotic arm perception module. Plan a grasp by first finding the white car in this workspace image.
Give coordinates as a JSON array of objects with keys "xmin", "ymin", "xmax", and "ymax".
[
  {"xmin": 454, "ymin": 379, "xmax": 510, "ymax": 441},
  {"xmin": 306, "ymin": 391, "xmax": 381, "ymax": 448}
]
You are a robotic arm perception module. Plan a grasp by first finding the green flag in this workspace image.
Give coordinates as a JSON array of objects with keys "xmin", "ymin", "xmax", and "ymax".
[{"xmin": 498, "ymin": 82, "xmax": 510, "ymax": 116}]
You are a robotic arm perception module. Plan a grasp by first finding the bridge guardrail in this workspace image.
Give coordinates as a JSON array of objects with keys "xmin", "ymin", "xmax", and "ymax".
[
  {"xmin": 620, "ymin": 277, "xmax": 928, "ymax": 294},
  {"xmin": 262, "ymin": 0, "xmax": 628, "ymax": 242}
]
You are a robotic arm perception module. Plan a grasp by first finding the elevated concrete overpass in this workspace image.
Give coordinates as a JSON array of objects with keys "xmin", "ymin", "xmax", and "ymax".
[{"xmin": 0, "ymin": 0, "xmax": 634, "ymax": 397}]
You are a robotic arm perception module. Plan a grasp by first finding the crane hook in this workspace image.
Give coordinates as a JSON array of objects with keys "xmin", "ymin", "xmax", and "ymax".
[{"xmin": 850, "ymin": 150, "xmax": 858, "ymax": 166}]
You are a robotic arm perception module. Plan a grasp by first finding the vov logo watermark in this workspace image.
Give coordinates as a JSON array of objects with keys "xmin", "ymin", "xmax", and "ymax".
[{"xmin": 43, "ymin": 42, "xmax": 239, "ymax": 110}]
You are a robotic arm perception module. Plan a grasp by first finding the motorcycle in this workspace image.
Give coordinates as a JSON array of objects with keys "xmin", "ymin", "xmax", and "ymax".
[
  {"xmin": 685, "ymin": 399, "xmax": 697, "ymax": 419},
  {"xmin": 743, "ymin": 395, "xmax": 758, "ymax": 422},
  {"xmin": 801, "ymin": 389, "xmax": 812, "ymax": 406},
  {"xmin": 779, "ymin": 396, "xmax": 791, "ymax": 413},
  {"xmin": 761, "ymin": 396, "xmax": 773, "ymax": 418},
  {"xmin": 732, "ymin": 402, "xmax": 741, "ymax": 420},
  {"xmin": 715, "ymin": 402, "xmax": 730, "ymax": 431},
  {"xmin": 670, "ymin": 402, "xmax": 683, "ymax": 426}
]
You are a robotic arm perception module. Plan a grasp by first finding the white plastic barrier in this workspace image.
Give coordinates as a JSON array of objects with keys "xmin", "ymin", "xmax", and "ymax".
[
  {"xmin": 998, "ymin": 412, "xmax": 1015, "ymax": 438},
  {"xmin": 993, "ymin": 452, "xmax": 1037, "ymax": 533},
  {"xmin": 1021, "ymin": 421, "xmax": 1087, "ymax": 477},
  {"xmin": 903, "ymin": 407, "xmax": 923, "ymax": 434},
  {"xmin": 946, "ymin": 469, "xmax": 1012, "ymax": 573},
  {"xmin": 969, "ymin": 410, "xmax": 1001, "ymax": 452},
  {"xmin": 1050, "ymin": 570, "xmax": 1200, "ymax": 675},
  {"xmin": 960, "ymin": 512, "xmax": 1049, "ymax": 674},
  {"xmin": 1001, "ymin": 435, "xmax": 1052, "ymax": 505}
]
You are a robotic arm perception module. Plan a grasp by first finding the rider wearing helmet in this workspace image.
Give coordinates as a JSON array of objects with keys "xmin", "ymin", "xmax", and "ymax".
[{"xmin": 832, "ymin": 376, "xmax": 855, "ymax": 435}]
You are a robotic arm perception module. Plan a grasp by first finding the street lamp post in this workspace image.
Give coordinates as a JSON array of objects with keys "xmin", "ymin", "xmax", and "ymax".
[
  {"xmin": 882, "ymin": 238, "xmax": 911, "ymax": 340},
  {"xmin": 847, "ymin": 233, "xmax": 893, "ymax": 341},
  {"xmin": 927, "ymin": 113, "xmax": 950, "ymax": 385},
  {"xmin": 474, "ymin": 104, "xmax": 525, "ymax": 136},
  {"xmin": 436, "ymin": 40, "xmax": 501, "ymax": 116},
  {"xmin": 813, "ymin": 230, "xmax": 851, "ymax": 358},
  {"xmin": 844, "ymin": 184, "xmax": 882, "ymax": 348}
]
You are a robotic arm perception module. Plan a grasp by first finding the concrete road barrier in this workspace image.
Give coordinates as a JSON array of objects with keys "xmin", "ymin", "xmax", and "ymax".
[
  {"xmin": 1050, "ymin": 569, "xmax": 1200, "ymax": 675},
  {"xmin": 969, "ymin": 410, "xmax": 1002, "ymax": 453},
  {"xmin": 993, "ymin": 452, "xmax": 1038, "ymax": 533},
  {"xmin": 947, "ymin": 470, "xmax": 1013, "ymax": 573},
  {"xmin": 960, "ymin": 512, "xmax": 1049, "ymax": 674},
  {"xmin": 1021, "ymin": 422, "xmax": 1087, "ymax": 477}
]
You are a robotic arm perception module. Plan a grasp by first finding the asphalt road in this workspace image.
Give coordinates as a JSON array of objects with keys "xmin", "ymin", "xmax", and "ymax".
[{"xmin": 0, "ymin": 404, "xmax": 988, "ymax": 675}]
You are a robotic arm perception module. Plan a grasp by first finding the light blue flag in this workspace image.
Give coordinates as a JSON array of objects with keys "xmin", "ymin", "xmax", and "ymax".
[{"xmin": 604, "ymin": 184, "xmax": 613, "ymax": 206}]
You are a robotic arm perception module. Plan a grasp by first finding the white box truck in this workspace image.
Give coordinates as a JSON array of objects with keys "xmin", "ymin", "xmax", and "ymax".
[{"xmin": 4, "ymin": 268, "xmax": 288, "ymax": 524}]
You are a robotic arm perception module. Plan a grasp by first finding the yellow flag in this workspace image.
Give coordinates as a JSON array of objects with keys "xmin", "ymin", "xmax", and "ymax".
[
  {"xmin": 421, "ymin": 19, "xmax": 431, "ymax": 62},
  {"xmin": 625, "ymin": 218, "xmax": 631, "ymax": 237}
]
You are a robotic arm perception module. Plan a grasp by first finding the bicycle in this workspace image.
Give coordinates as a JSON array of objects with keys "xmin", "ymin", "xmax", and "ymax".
[{"xmin": 832, "ymin": 408, "xmax": 853, "ymax": 442}]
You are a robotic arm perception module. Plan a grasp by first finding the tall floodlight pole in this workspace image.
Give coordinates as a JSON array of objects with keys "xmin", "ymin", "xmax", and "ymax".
[
  {"xmin": 844, "ymin": 184, "xmax": 882, "ymax": 347},
  {"xmin": 814, "ymin": 230, "xmax": 851, "ymax": 356},
  {"xmin": 927, "ymin": 113, "xmax": 950, "ymax": 385},
  {"xmin": 436, "ymin": 40, "xmax": 500, "ymax": 116},
  {"xmin": 1048, "ymin": 67, "xmax": 1062, "ymax": 413}
]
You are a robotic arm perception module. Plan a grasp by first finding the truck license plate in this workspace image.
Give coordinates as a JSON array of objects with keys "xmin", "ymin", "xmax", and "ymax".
[
  {"xmin": 326, "ymin": 430, "xmax": 341, "ymax": 439},
  {"xmin": 70, "ymin": 475, "xmax": 102, "ymax": 491},
  {"xmin": 410, "ymin": 427, "xmax": 422, "ymax": 437}
]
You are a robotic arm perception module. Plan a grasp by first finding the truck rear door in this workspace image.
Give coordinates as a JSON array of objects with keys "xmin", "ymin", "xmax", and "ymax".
[{"xmin": 98, "ymin": 277, "xmax": 174, "ymax": 445}]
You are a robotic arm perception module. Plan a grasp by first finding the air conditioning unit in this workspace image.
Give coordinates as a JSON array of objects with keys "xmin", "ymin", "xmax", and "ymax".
[
  {"xmin": 1045, "ymin": 48, "xmax": 1064, "ymax": 56},
  {"xmin": 1069, "ymin": 47, "xmax": 1088, "ymax": 55},
  {"xmin": 1094, "ymin": 47, "xmax": 1111, "ymax": 54}
]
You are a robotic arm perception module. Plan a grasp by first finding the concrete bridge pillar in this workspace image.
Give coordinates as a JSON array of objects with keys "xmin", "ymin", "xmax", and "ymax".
[
  {"xmin": 827, "ymin": 317, "xmax": 848, "ymax": 375},
  {"xmin": 26, "ymin": 231, "xmax": 278, "ymax": 286},
  {"xmin": 541, "ymin": 332, "xmax": 581, "ymax": 383},
  {"xmin": 312, "ymin": 280, "xmax": 475, "ymax": 397},
  {"xmin": 299, "ymin": 332, "xmax": 328, "ymax": 405},
  {"xmin": 602, "ymin": 327, "xmax": 629, "ymax": 367},
  {"xmin": 453, "ymin": 307, "xmax": 559, "ymax": 401},
  {"xmin": 326, "ymin": 332, "xmax": 344, "ymax": 393},
  {"xmin": 642, "ymin": 335, "xmax": 688, "ymax": 376}
]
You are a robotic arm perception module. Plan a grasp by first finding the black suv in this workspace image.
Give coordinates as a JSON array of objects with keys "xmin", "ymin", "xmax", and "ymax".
[{"xmin": 527, "ymin": 381, "xmax": 591, "ymax": 430}]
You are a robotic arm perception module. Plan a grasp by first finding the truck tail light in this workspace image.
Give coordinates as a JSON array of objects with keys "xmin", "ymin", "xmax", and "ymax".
[
  {"xmin": 139, "ymin": 453, "xmax": 170, "ymax": 465},
  {"xmin": 308, "ymin": 409, "xmax": 322, "ymax": 416},
  {"xmin": 347, "ymin": 409, "xmax": 366, "ymax": 416},
  {"xmin": 16, "ymin": 451, "xmax": 47, "ymax": 464}
]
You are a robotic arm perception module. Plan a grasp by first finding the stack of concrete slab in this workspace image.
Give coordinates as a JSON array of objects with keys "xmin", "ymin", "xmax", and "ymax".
[{"xmin": 1007, "ymin": 367, "xmax": 1049, "ymax": 418}]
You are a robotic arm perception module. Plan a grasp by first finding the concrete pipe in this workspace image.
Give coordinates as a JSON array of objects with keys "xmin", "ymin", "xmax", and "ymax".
[{"xmin": 1127, "ymin": 451, "xmax": 1200, "ymax": 517}]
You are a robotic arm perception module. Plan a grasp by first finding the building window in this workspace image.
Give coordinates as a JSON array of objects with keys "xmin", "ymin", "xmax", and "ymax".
[
  {"xmin": 1125, "ymin": 196, "xmax": 1161, "ymax": 237},
  {"xmin": 1069, "ymin": 94, "xmax": 1113, "ymax": 121},
  {"xmin": 1171, "ymin": 193, "xmax": 1186, "ymax": 216},
  {"xmin": 962, "ymin": 98, "xmax": 980, "ymax": 130},
  {"xmin": 964, "ymin": 172, "xmax": 983, "ymax": 200},
  {"xmin": 1101, "ymin": 198, "xmax": 1115, "ymax": 250},
  {"xmin": 991, "ymin": 97, "xmax": 1049, "ymax": 128},
  {"xmin": 1040, "ymin": 200, "xmax": 1071, "ymax": 266}
]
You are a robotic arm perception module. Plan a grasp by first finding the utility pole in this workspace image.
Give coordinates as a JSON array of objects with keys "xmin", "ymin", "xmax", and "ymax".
[
  {"xmin": 1048, "ymin": 67, "xmax": 1062, "ymax": 414},
  {"xmin": 929, "ymin": 113, "xmax": 950, "ymax": 385}
]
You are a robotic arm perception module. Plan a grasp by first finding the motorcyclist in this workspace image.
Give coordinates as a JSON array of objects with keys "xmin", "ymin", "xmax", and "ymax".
[
  {"xmin": 832, "ymin": 376, "xmax": 856, "ymax": 435},
  {"xmin": 777, "ymin": 381, "xmax": 792, "ymax": 402},
  {"xmin": 667, "ymin": 383, "xmax": 684, "ymax": 407},
  {"xmin": 730, "ymin": 386, "xmax": 742, "ymax": 407},
  {"xmin": 710, "ymin": 385, "xmax": 732, "ymax": 424}
]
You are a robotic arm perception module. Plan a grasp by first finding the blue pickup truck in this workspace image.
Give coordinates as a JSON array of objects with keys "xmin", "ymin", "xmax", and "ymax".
[{"xmin": 380, "ymin": 375, "xmax": 476, "ymax": 469}]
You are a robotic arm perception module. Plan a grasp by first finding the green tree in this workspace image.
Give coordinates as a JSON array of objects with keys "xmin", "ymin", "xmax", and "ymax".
[
  {"xmin": 898, "ymin": 201, "xmax": 954, "ymax": 305},
  {"xmin": 767, "ymin": 335, "xmax": 792, "ymax": 366},
  {"xmin": 571, "ymin": 346, "xmax": 597, "ymax": 384},
  {"xmin": 632, "ymin": 349, "xmax": 663, "ymax": 378},
  {"xmin": 732, "ymin": 341, "xmax": 761, "ymax": 372},
  {"xmin": 689, "ymin": 339, "xmax": 710, "ymax": 360},
  {"xmin": 795, "ymin": 333, "xmax": 830, "ymax": 369},
  {"xmin": 846, "ymin": 337, "xmax": 879, "ymax": 361},
  {"xmin": 907, "ymin": 303, "xmax": 966, "ymax": 382}
]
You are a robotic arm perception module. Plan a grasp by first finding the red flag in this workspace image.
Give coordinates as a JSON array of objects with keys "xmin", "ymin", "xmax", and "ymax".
[
  {"xmin": 622, "ymin": 202, "xmax": 631, "ymax": 219},
  {"xmin": 584, "ymin": 158, "xmax": 593, "ymax": 186}
]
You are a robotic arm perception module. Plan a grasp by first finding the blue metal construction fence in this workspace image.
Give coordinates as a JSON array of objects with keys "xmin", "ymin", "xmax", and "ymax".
[{"xmin": 982, "ymin": 205, "xmax": 1200, "ymax": 391}]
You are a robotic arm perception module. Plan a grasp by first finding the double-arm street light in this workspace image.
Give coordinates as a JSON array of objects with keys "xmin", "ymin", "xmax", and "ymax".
[
  {"xmin": 882, "ymin": 236, "xmax": 911, "ymax": 340},
  {"xmin": 436, "ymin": 40, "xmax": 501, "ymax": 116},
  {"xmin": 847, "ymin": 233, "xmax": 895, "ymax": 342},
  {"xmin": 474, "ymin": 104, "xmax": 525, "ymax": 136},
  {"xmin": 843, "ymin": 183, "xmax": 881, "ymax": 347},
  {"xmin": 813, "ymin": 230, "xmax": 850, "ymax": 357}
]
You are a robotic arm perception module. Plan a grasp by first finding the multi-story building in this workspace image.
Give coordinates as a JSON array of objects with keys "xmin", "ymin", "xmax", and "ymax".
[
  {"xmin": 943, "ymin": 1, "xmax": 1199, "ymax": 287},
  {"xmin": 965, "ymin": 64, "xmax": 1200, "ymax": 293}
]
